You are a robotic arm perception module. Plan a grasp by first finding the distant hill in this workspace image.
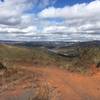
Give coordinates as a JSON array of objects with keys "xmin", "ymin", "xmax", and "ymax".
[
  {"xmin": 0, "ymin": 41, "xmax": 100, "ymax": 73},
  {"xmin": 0, "ymin": 40, "xmax": 100, "ymax": 48}
]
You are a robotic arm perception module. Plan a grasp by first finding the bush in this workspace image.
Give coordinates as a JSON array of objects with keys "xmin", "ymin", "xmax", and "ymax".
[{"xmin": 0, "ymin": 62, "xmax": 7, "ymax": 70}]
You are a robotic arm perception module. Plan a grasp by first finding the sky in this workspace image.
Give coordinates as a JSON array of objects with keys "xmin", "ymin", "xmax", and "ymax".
[{"xmin": 0, "ymin": 0, "xmax": 100, "ymax": 41}]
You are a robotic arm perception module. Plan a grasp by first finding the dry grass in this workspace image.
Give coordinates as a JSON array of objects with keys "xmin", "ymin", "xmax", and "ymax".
[{"xmin": 0, "ymin": 44, "xmax": 100, "ymax": 74}]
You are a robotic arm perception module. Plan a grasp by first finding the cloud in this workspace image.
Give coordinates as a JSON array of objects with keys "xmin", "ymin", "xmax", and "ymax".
[
  {"xmin": 39, "ymin": 0, "xmax": 100, "ymax": 19},
  {"xmin": 0, "ymin": 0, "xmax": 100, "ymax": 41},
  {"xmin": 0, "ymin": 0, "xmax": 57, "ymax": 34},
  {"xmin": 0, "ymin": 0, "xmax": 32, "ymax": 25},
  {"xmin": 0, "ymin": 25, "xmax": 37, "ymax": 33},
  {"xmin": 42, "ymin": 25, "xmax": 77, "ymax": 33},
  {"xmin": 0, "ymin": 0, "xmax": 39, "ymax": 40},
  {"xmin": 38, "ymin": 0, "xmax": 100, "ymax": 34}
]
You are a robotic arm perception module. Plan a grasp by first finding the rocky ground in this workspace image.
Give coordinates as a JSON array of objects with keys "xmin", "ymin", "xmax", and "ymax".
[{"xmin": 0, "ymin": 65, "xmax": 100, "ymax": 100}]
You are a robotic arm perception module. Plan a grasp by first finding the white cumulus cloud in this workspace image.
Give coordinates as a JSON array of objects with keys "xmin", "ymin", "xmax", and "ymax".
[
  {"xmin": 0, "ymin": 0, "xmax": 100, "ymax": 41},
  {"xmin": 39, "ymin": 0, "xmax": 100, "ymax": 34}
]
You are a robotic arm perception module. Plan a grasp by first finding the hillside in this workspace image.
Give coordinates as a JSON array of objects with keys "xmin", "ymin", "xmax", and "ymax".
[
  {"xmin": 0, "ymin": 44, "xmax": 63, "ymax": 67},
  {"xmin": 0, "ymin": 43, "xmax": 100, "ymax": 100},
  {"xmin": 0, "ymin": 43, "xmax": 100, "ymax": 73}
]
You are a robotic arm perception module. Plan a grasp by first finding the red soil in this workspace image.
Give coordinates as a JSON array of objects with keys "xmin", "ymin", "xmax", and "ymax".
[{"xmin": 0, "ymin": 66, "xmax": 100, "ymax": 100}]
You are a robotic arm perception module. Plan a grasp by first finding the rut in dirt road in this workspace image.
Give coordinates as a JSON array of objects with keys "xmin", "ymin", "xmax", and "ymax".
[{"xmin": 0, "ymin": 66, "xmax": 100, "ymax": 100}]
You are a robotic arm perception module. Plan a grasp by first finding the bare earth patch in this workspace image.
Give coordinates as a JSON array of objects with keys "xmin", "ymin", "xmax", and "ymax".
[{"xmin": 0, "ymin": 66, "xmax": 100, "ymax": 100}]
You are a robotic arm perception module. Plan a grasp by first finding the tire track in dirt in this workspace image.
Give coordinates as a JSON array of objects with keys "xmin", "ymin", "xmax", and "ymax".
[{"xmin": 0, "ymin": 66, "xmax": 100, "ymax": 100}]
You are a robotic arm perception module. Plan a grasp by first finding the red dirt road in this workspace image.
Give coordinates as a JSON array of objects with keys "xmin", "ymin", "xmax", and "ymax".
[{"xmin": 0, "ymin": 66, "xmax": 100, "ymax": 100}]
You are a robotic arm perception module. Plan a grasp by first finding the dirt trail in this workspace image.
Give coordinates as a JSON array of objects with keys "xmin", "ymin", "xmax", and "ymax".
[{"xmin": 0, "ymin": 66, "xmax": 100, "ymax": 100}]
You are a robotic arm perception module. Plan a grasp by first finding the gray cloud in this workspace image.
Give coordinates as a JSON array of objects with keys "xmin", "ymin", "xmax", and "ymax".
[{"xmin": 0, "ymin": 0, "xmax": 100, "ymax": 41}]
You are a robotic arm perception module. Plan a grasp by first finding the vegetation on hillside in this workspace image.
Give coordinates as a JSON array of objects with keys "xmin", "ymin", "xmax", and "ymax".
[{"xmin": 0, "ymin": 44, "xmax": 100, "ymax": 73}]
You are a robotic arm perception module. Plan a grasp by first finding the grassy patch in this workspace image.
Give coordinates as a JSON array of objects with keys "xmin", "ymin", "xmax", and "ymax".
[{"xmin": 0, "ymin": 44, "xmax": 100, "ymax": 74}]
